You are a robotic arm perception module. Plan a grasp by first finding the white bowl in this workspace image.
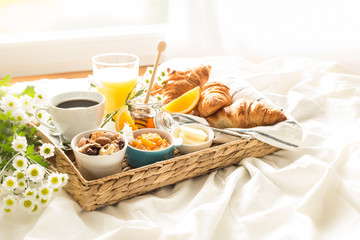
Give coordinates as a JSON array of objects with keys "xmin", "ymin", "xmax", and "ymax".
[
  {"xmin": 172, "ymin": 123, "xmax": 214, "ymax": 154},
  {"xmin": 71, "ymin": 129, "xmax": 128, "ymax": 180}
]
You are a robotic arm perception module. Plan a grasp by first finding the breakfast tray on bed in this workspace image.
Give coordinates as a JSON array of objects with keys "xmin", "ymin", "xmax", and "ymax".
[{"xmin": 36, "ymin": 127, "xmax": 279, "ymax": 211}]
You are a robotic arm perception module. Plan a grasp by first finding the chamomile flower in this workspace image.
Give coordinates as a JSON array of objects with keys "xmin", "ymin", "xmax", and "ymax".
[
  {"xmin": 47, "ymin": 173, "xmax": 62, "ymax": 188},
  {"xmin": 121, "ymin": 123, "xmax": 134, "ymax": 143},
  {"xmin": 33, "ymin": 89, "xmax": 47, "ymax": 105},
  {"xmin": 60, "ymin": 173, "xmax": 69, "ymax": 187},
  {"xmin": 11, "ymin": 136, "xmax": 28, "ymax": 152},
  {"xmin": 39, "ymin": 143, "xmax": 55, "ymax": 158},
  {"xmin": 29, "ymin": 203, "xmax": 42, "ymax": 215},
  {"xmin": 36, "ymin": 110, "xmax": 50, "ymax": 123},
  {"xmin": 39, "ymin": 198, "xmax": 49, "ymax": 206},
  {"xmin": 19, "ymin": 196, "xmax": 36, "ymax": 214},
  {"xmin": 87, "ymin": 75, "xmax": 103, "ymax": 89},
  {"xmin": 1, "ymin": 94, "xmax": 20, "ymax": 113},
  {"xmin": 0, "ymin": 86, "xmax": 11, "ymax": 95},
  {"xmin": 13, "ymin": 170, "xmax": 26, "ymax": 181},
  {"xmin": 3, "ymin": 195, "xmax": 17, "ymax": 213},
  {"xmin": 12, "ymin": 155, "xmax": 28, "ymax": 171},
  {"xmin": 2, "ymin": 176, "xmax": 18, "ymax": 191},
  {"xmin": 24, "ymin": 188, "xmax": 37, "ymax": 197},
  {"xmin": 26, "ymin": 164, "xmax": 45, "ymax": 182},
  {"xmin": 11, "ymin": 110, "xmax": 30, "ymax": 125},
  {"xmin": 19, "ymin": 95, "xmax": 34, "ymax": 113},
  {"xmin": 38, "ymin": 185, "xmax": 52, "ymax": 199},
  {"xmin": 16, "ymin": 180, "xmax": 27, "ymax": 191}
]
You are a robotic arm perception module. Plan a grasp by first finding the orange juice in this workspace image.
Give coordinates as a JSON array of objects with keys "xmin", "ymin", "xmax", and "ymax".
[{"xmin": 96, "ymin": 67, "xmax": 138, "ymax": 114}]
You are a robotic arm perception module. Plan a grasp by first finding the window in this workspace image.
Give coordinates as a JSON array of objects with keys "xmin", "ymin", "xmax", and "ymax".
[{"xmin": 0, "ymin": 0, "xmax": 168, "ymax": 77}]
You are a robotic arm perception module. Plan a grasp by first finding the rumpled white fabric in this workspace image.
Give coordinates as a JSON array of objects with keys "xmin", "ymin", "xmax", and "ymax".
[{"xmin": 2, "ymin": 56, "xmax": 360, "ymax": 240}]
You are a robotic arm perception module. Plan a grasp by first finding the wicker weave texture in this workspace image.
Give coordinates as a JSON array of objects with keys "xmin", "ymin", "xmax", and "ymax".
[{"xmin": 53, "ymin": 138, "xmax": 278, "ymax": 211}]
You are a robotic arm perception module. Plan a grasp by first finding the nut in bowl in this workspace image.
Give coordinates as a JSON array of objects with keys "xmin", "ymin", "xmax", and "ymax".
[
  {"xmin": 172, "ymin": 123, "xmax": 214, "ymax": 154},
  {"xmin": 71, "ymin": 129, "xmax": 128, "ymax": 180},
  {"xmin": 126, "ymin": 128, "xmax": 182, "ymax": 168}
]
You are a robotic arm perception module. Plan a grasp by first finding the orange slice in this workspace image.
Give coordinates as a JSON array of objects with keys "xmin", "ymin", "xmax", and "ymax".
[
  {"xmin": 161, "ymin": 86, "xmax": 201, "ymax": 114},
  {"xmin": 115, "ymin": 105, "xmax": 138, "ymax": 131}
]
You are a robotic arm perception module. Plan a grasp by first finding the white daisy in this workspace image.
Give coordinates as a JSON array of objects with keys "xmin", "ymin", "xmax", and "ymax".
[
  {"xmin": 19, "ymin": 95, "xmax": 34, "ymax": 113},
  {"xmin": 16, "ymin": 180, "xmax": 27, "ymax": 191},
  {"xmin": 38, "ymin": 185, "xmax": 53, "ymax": 199},
  {"xmin": 29, "ymin": 203, "xmax": 42, "ymax": 215},
  {"xmin": 33, "ymin": 89, "xmax": 48, "ymax": 105},
  {"xmin": 11, "ymin": 136, "xmax": 28, "ymax": 152},
  {"xmin": 121, "ymin": 123, "xmax": 134, "ymax": 143},
  {"xmin": 39, "ymin": 197, "xmax": 50, "ymax": 206},
  {"xmin": 19, "ymin": 196, "xmax": 36, "ymax": 214},
  {"xmin": 12, "ymin": 155, "xmax": 28, "ymax": 171},
  {"xmin": 11, "ymin": 110, "xmax": 30, "ymax": 125},
  {"xmin": 87, "ymin": 75, "xmax": 103, "ymax": 89},
  {"xmin": 36, "ymin": 110, "xmax": 50, "ymax": 123},
  {"xmin": 0, "ymin": 86, "xmax": 11, "ymax": 94},
  {"xmin": 39, "ymin": 143, "xmax": 55, "ymax": 158},
  {"xmin": 26, "ymin": 164, "xmax": 45, "ymax": 182},
  {"xmin": 2, "ymin": 176, "xmax": 18, "ymax": 191},
  {"xmin": 1, "ymin": 94, "xmax": 19, "ymax": 113},
  {"xmin": 13, "ymin": 170, "xmax": 27, "ymax": 180},
  {"xmin": 24, "ymin": 188, "xmax": 37, "ymax": 197},
  {"xmin": 3, "ymin": 195, "xmax": 17, "ymax": 213},
  {"xmin": 47, "ymin": 173, "xmax": 62, "ymax": 188},
  {"xmin": 60, "ymin": 173, "xmax": 69, "ymax": 187}
]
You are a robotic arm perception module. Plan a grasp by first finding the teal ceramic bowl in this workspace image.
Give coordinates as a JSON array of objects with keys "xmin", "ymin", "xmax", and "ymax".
[{"xmin": 126, "ymin": 128, "xmax": 182, "ymax": 168}]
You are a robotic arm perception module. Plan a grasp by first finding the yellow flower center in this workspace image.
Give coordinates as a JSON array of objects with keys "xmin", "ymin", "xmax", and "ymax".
[
  {"xmin": 41, "ymin": 188, "xmax": 49, "ymax": 195},
  {"xmin": 23, "ymin": 200, "xmax": 32, "ymax": 208},
  {"xmin": 17, "ymin": 160, "xmax": 24, "ymax": 167},
  {"xmin": 6, "ymin": 199, "xmax": 14, "ymax": 206},
  {"xmin": 30, "ymin": 169, "xmax": 39, "ymax": 177},
  {"xmin": 6, "ymin": 180, "xmax": 14, "ymax": 187},
  {"xmin": 44, "ymin": 148, "xmax": 51, "ymax": 154},
  {"xmin": 51, "ymin": 177, "xmax": 59, "ymax": 184}
]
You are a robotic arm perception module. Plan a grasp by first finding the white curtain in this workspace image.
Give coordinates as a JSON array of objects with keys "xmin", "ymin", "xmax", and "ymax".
[{"xmin": 166, "ymin": 0, "xmax": 360, "ymax": 71}]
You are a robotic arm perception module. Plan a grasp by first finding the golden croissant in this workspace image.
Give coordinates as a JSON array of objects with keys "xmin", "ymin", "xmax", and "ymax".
[
  {"xmin": 152, "ymin": 65, "xmax": 211, "ymax": 104},
  {"xmin": 206, "ymin": 99, "xmax": 287, "ymax": 128},
  {"xmin": 196, "ymin": 82, "xmax": 232, "ymax": 117}
]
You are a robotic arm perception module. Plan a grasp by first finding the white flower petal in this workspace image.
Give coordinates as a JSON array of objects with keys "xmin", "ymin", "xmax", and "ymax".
[{"xmin": 39, "ymin": 143, "xmax": 55, "ymax": 158}]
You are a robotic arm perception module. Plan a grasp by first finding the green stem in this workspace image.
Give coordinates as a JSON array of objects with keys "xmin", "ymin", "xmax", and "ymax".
[{"xmin": 100, "ymin": 103, "xmax": 127, "ymax": 128}]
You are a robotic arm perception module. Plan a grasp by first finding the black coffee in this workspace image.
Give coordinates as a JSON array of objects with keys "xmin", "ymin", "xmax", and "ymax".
[{"xmin": 56, "ymin": 99, "xmax": 99, "ymax": 109}]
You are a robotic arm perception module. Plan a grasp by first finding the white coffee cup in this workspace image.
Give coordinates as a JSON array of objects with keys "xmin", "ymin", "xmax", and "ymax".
[{"xmin": 35, "ymin": 91, "xmax": 105, "ymax": 142}]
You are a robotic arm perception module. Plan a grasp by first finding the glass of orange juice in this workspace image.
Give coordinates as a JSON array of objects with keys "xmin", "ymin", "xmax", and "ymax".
[{"xmin": 91, "ymin": 53, "xmax": 139, "ymax": 115}]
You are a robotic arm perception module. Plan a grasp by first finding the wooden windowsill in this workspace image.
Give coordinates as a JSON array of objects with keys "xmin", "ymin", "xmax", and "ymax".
[{"xmin": 10, "ymin": 66, "xmax": 149, "ymax": 83}]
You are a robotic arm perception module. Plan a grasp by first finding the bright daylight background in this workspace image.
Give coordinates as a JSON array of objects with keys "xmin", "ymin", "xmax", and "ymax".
[{"xmin": 1, "ymin": 0, "xmax": 360, "ymax": 76}]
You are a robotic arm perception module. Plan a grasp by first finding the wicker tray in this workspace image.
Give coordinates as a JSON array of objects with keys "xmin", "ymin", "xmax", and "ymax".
[{"xmin": 36, "ymin": 128, "xmax": 279, "ymax": 211}]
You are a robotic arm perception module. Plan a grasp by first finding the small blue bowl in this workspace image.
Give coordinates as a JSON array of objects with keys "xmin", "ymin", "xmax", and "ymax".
[{"xmin": 126, "ymin": 128, "xmax": 182, "ymax": 168}]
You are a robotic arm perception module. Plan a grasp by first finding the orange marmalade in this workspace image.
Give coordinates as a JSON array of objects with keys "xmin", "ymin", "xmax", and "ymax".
[{"xmin": 131, "ymin": 133, "xmax": 170, "ymax": 151}]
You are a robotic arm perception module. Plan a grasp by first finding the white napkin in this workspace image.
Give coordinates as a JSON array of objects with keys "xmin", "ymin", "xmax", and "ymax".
[{"xmin": 171, "ymin": 76, "xmax": 303, "ymax": 151}]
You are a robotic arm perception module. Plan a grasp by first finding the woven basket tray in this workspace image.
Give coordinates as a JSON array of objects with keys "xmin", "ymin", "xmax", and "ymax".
[{"xmin": 36, "ymin": 127, "xmax": 279, "ymax": 211}]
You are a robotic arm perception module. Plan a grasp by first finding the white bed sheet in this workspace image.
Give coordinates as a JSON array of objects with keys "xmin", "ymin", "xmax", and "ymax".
[{"xmin": 1, "ymin": 56, "xmax": 360, "ymax": 240}]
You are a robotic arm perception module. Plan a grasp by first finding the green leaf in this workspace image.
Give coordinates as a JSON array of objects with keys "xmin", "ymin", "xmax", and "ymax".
[
  {"xmin": 27, "ymin": 154, "xmax": 51, "ymax": 168},
  {"xmin": 21, "ymin": 86, "xmax": 36, "ymax": 98},
  {"xmin": 0, "ymin": 75, "xmax": 12, "ymax": 87},
  {"xmin": 26, "ymin": 145, "xmax": 34, "ymax": 155}
]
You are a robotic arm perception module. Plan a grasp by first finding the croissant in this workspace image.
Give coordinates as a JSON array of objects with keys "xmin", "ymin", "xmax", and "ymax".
[
  {"xmin": 196, "ymin": 82, "xmax": 232, "ymax": 117},
  {"xmin": 206, "ymin": 99, "xmax": 287, "ymax": 128},
  {"xmin": 153, "ymin": 65, "xmax": 212, "ymax": 104}
]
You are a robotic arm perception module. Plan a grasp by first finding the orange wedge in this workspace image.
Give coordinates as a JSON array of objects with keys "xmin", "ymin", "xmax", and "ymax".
[
  {"xmin": 115, "ymin": 105, "xmax": 138, "ymax": 131},
  {"xmin": 161, "ymin": 86, "xmax": 201, "ymax": 114}
]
